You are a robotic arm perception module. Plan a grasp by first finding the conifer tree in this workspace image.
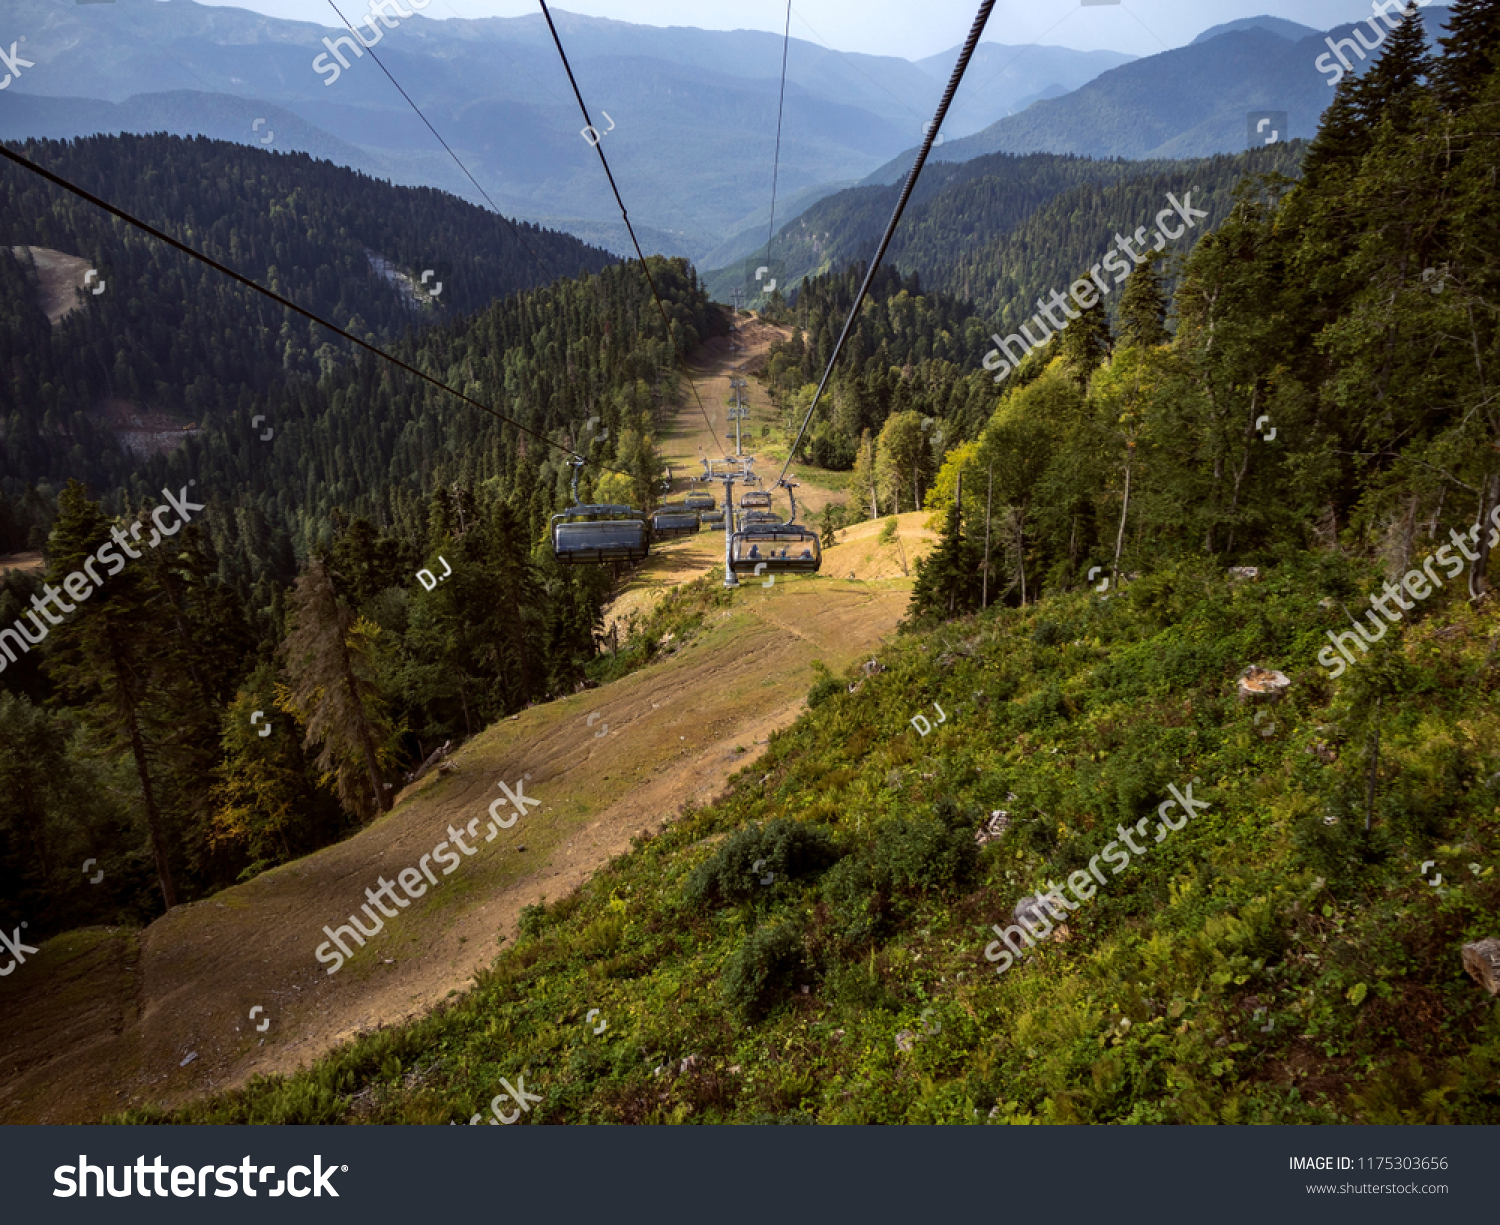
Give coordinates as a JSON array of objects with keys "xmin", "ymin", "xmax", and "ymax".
[
  {"xmin": 280, "ymin": 557, "xmax": 397, "ymax": 821},
  {"xmin": 42, "ymin": 481, "xmax": 180, "ymax": 908},
  {"xmin": 1355, "ymin": 5, "xmax": 1435, "ymax": 130},
  {"xmin": 1059, "ymin": 292, "xmax": 1112, "ymax": 385},
  {"xmin": 1117, "ymin": 250, "xmax": 1171, "ymax": 349},
  {"xmin": 1434, "ymin": 0, "xmax": 1500, "ymax": 109}
]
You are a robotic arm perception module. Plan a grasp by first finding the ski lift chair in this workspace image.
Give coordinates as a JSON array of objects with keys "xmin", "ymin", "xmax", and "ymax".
[
  {"xmin": 651, "ymin": 503, "xmax": 701, "ymax": 540},
  {"xmin": 727, "ymin": 478, "xmax": 820, "ymax": 575},
  {"xmin": 551, "ymin": 459, "xmax": 650, "ymax": 565}
]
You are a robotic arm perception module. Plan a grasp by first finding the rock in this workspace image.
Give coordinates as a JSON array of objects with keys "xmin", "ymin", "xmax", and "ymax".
[
  {"xmin": 861, "ymin": 658, "xmax": 884, "ymax": 676},
  {"xmin": 1228, "ymin": 566, "xmax": 1260, "ymax": 581},
  {"xmin": 975, "ymin": 811, "xmax": 1010, "ymax": 847},
  {"xmin": 1462, "ymin": 939, "xmax": 1500, "ymax": 995},
  {"xmin": 1237, "ymin": 665, "xmax": 1290, "ymax": 704},
  {"xmin": 1013, "ymin": 894, "xmax": 1053, "ymax": 928},
  {"xmin": 894, "ymin": 1030, "xmax": 916, "ymax": 1052}
]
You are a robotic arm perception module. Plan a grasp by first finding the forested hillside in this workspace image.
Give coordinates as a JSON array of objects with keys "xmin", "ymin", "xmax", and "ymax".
[
  {"xmin": 0, "ymin": 133, "xmax": 616, "ymax": 524},
  {"xmin": 0, "ymin": 128, "xmax": 718, "ymax": 937},
  {"xmin": 131, "ymin": 1, "xmax": 1500, "ymax": 1128},
  {"xmin": 707, "ymin": 143, "xmax": 1302, "ymax": 312},
  {"xmin": 905, "ymin": 1, "xmax": 1498, "ymax": 621}
]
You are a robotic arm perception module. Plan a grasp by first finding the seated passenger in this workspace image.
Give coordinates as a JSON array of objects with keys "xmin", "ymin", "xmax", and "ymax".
[
  {"xmin": 748, "ymin": 544, "xmax": 760, "ymax": 559},
  {"xmin": 800, "ymin": 549, "xmax": 812, "ymax": 558}
]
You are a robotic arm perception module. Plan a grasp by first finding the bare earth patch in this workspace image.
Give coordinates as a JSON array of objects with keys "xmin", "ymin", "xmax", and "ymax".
[{"xmin": 9, "ymin": 245, "xmax": 96, "ymax": 325}]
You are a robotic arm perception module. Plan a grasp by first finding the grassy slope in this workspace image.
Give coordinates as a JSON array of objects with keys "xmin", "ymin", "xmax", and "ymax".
[{"xmin": 133, "ymin": 553, "xmax": 1500, "ymax": 1125}]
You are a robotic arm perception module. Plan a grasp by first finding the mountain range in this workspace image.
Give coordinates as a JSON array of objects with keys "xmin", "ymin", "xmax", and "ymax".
[
  {"xmin": 0, "ymin": 0, "xmax": 1131, "ymax": 264},
  {"xmin": 0, "ymin": 3, "xmax": 1457, "ymax": 285}
]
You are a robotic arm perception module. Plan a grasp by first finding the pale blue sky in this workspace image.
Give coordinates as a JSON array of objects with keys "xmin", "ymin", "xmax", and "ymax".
[{"xmin": 188, "ymin": 0, "xmax": 1443, "ymax": 60}]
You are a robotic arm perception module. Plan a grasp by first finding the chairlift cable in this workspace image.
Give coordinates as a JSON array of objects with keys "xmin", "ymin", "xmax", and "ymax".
[
  {"xmin": 325, "ymin": 0, "xmax": 564, "ymax": 286},
  {"xmin": 760, "ymin": 0, "xmax": 793, "ymax": 286},
  {"xmin": 0, "ymin": 142, "xmax": 629, "ymax": 477},
  {"xmin": 537, "ymin": 0, "xmax": 729, "ymax": 461},
  {"xmin": 774, "ymin": 0, "xmax": 995, "ymax": 488}
]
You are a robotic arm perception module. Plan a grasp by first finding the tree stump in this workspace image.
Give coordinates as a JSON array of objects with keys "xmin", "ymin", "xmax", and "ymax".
[
  {"xmin": 1237, "ymin": 665, "xmax": 1290, "ymax": 705},
  {"xmin": 1462, "ymin": 939, "xmax": 1500, "ymax": 995}
]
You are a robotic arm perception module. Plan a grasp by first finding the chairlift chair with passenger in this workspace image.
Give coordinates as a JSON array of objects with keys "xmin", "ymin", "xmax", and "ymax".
[{"xmin": 727, "ymin": 477, "xmax": 820, "ymax": 575}]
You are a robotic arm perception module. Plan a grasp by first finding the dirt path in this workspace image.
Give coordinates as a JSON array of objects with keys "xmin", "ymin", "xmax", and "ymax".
[{"xmin": 0, "ymin": 329, "xmax": 924, "ymax": 1126}]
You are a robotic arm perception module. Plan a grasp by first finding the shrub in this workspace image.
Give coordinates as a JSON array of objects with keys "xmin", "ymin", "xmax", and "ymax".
[
  {"xmin": 865, "ymin": 810, "xmax": 978, "ymax": 896},
  {"xmin": 721, "ymin": 921, "xmax": 807, "ymax": 1021},
  {"xmin": 822, "ymin": 854, "xmax": 886, "ymax": 944},
  {"xmin": 1032, "ymin": 619, "xmax": 1066, "ymax": 647},
  {"xmin": 684, "ymin": 819, "xmax": 841, "ymax": 910},
  {"xmin": 517, "ymin": 901, "xmax": 549, "ymax": 941},
  {"xmin": 821, "ymin": 801, "xmax": 979, "ymax": 945},
  {"xmin": 806, "ymin": 660, "xmax": 845, "ymax": 709}
]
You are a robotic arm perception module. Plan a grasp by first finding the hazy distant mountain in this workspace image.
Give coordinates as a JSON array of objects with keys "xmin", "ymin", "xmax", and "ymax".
[
  {"xmin": 1190, "ymin": 15, "xmax": 1322, "ymax": 44},
  {"xmin": 0, "ymin": 0, "xmax": 1131, "ymax": 263},
  {"xmin": 862, "ymin": 8, "xmax": 1451, "ymax": 179},
  {"xmin": 911, "ymin": 41, "xmax": 1136, "ymax": 140}
]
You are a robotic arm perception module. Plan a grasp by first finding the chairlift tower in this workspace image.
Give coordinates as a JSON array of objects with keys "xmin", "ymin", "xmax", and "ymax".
[
  {"xmin": 715, "ymin": 473, "xmax": 740, "ymax": 589},
  {"xmin": 728, "ymin": 377, "xmax": 750, "ymax": 457}
]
